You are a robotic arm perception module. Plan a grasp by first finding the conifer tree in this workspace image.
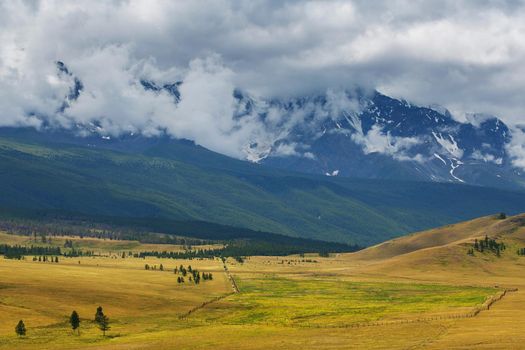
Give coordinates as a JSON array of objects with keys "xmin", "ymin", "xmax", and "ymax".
[
  {"xmin": 15, "ymin": 320, "xmax": 26, "ymax": 337},
  {"xmin": 98, "ymin": 315, "xmax": 110, "ymax": 336},
  {"xmin": 70, "ymin": 311, "xmax": 80, "ymax": 335},
  {"xmin": 95, "ymin": 306, "xmax": 104, "ymax": 324}
]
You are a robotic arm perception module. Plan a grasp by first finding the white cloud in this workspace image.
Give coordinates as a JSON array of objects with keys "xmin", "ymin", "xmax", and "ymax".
[
  {"xmin": 1, "ymin": 0, "xmax": 525, "ymax": 159},
  {"xmin": 471, "ymin": 150, "xmax": 503, "ymax": 165},
  {"xmin": 352, "ymin": 124, "xmax": 424, "ymax": 162},
  {"xmin": 506, "ymin": 126, "xmax": 525, "ymax": 170}
]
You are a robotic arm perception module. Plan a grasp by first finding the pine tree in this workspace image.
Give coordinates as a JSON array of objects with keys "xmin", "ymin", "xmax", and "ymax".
[
  {"xmin": 70, "ymin": 311, "xmax": 80, "ymax": 335},
  {"xmin": 15, "ymin": 320, "xmax": 26, "ymax": 337},
  {"xmin": 98, "ymin": 315, "xmax": 110, "ymax": 336},
  {"xmin": 95, "ymin": 306, "xmax": 104, "ymax": 324}
]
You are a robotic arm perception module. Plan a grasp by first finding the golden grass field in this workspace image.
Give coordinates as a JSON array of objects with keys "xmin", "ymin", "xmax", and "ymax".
[{"xmin": 1, "ymin": 214, "xmax": 525, "ymax": 349}]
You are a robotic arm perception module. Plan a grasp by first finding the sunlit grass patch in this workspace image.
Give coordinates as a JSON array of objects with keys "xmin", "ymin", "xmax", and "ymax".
[{"xmin": 196, "ymin": 276, "xmax": 495, "ymax": 327}]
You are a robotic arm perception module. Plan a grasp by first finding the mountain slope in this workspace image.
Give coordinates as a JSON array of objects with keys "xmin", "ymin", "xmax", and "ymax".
[
  {"xmin": 234, "ymin": 90, "xmax": 525, "ymax": 189},
  {"xmin": 31, "ymin": 62, "xmax": 525, "ymax": 190},
  {"xmin": 0, "ymin": 129, "xmax": 524, "ymax": 245}
]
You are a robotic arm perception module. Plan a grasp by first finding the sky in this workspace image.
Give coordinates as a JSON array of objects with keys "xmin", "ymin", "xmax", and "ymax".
[{"xmin": 1, "ymin": 0, "xmax": 525, "ymax": 160}]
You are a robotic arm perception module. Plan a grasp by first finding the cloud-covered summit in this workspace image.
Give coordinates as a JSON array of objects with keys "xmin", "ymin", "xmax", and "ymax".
[{"xmin": 1, "ymin": 0, "xmax": 525, "ymax": 164}]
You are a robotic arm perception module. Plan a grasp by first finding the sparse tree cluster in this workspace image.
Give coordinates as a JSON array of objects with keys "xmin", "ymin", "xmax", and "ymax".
[
  {"xmin": 63, "ymin": 248, "xmax": 94, "ymax": 257},
  {"xmin": 32, "ymin": 256, "xmax": 59, "ymax": 263},
  {"xmin": 14, "ymin": 307, "xmax": 110, "ymax": 338},
  {"xmin": 136, "ymin": 249, "xmax": 219, "ymax": 260},
  {"xmin": 144, "ymin": 263, "xmax": 165, "ymax": 271},
  {"xmin": 172, "ymin": 265, "xmax": 212, "ymax": 284},
  {"xmin": 469, "ymin": 236, "xmax": 506, "ymax": 256}
]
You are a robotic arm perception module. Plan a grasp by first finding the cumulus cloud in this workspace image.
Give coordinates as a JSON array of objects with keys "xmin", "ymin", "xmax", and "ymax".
[{"xmin": 1, "ymin": 0, "xmax": 525, "ymax": 159}]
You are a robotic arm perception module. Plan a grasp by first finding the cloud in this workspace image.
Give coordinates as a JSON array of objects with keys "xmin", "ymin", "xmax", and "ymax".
[
  {"xmin": 506, "ymin": 126, "xmax": 525, "ymax": 170},
  {"xmin": 471, "ymin": 149, "xmax": 503, "ymax": 165},
  {"xmin": 1, "ymin": 0, "xmax": 525, "ymax": 159},
  {"xmin": 352, "ymin": 124, "xmax": 424, "ymax": 162}
]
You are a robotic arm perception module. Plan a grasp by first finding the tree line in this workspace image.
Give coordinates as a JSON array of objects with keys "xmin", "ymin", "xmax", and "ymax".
[
  {"xmin": 0, "ymin": 217, "xmax": 214, "ymax": 246},
  {"xmin": 0, "ymin": 244, "xmax": 61, "ymax": 259},
  {"xmin": 0, "ymin": 210, "xmax": 360, "ymax": 257}
]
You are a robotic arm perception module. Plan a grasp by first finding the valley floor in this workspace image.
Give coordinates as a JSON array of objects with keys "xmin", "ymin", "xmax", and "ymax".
[{"xmin": 2, "ymin": 214, "xmax": 525, "ymax": 349}]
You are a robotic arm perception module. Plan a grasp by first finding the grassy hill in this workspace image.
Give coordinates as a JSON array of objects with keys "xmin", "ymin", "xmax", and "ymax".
[
  {"xmin": 344, "ymin": 213, "xmax": 525, "ymax": 286},
  {"xmin": 0, "ymin": 128, "xmax": 524, "ymax": 245},
  {"xmin": 350, "ymin": 214, "xmax": 502, "ymax": 261}
]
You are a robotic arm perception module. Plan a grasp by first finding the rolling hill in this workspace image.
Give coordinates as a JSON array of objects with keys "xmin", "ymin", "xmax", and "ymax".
[{"xmin": 346, "ymin": 212, "xmax": 525, "ymax": 282}]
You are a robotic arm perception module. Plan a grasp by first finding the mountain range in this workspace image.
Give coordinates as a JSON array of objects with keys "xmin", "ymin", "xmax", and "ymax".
[
  {"xmin": 0, "ymin": 61, "xmax": 524, "ymax": 246},
  {"xmin": 54, "ymin": 60, "xmax": 525, "ymax": 190},
  {"xmin": 236, "ymin": 90, "xmax": 525, "ymax": 190}
]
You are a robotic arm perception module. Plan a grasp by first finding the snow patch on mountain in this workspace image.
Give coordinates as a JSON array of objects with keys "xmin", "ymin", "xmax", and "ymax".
[
  {"xmin": 432, "ymin": 132, "xmax": 464, "ymax": 158},
  {"xmin": 450, "ymin": 159, "xmax": 465, "ymax": 183},
  {"xmin": 325, "ymin": 170, "xmax": 339, "ymax": 176}
]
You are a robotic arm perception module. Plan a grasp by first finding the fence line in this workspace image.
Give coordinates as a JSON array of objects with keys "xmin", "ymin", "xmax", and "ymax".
[
  {"xmin": 312, "ymin": 288, "xmax": 519, "ymax": 329},
  {"xmin": 223, "ymin": 260, "xmax": 239, "ymax": 293},
  {"xmin": 178, "ymin": 259, "xmax": 240, "ymax": 320}
]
